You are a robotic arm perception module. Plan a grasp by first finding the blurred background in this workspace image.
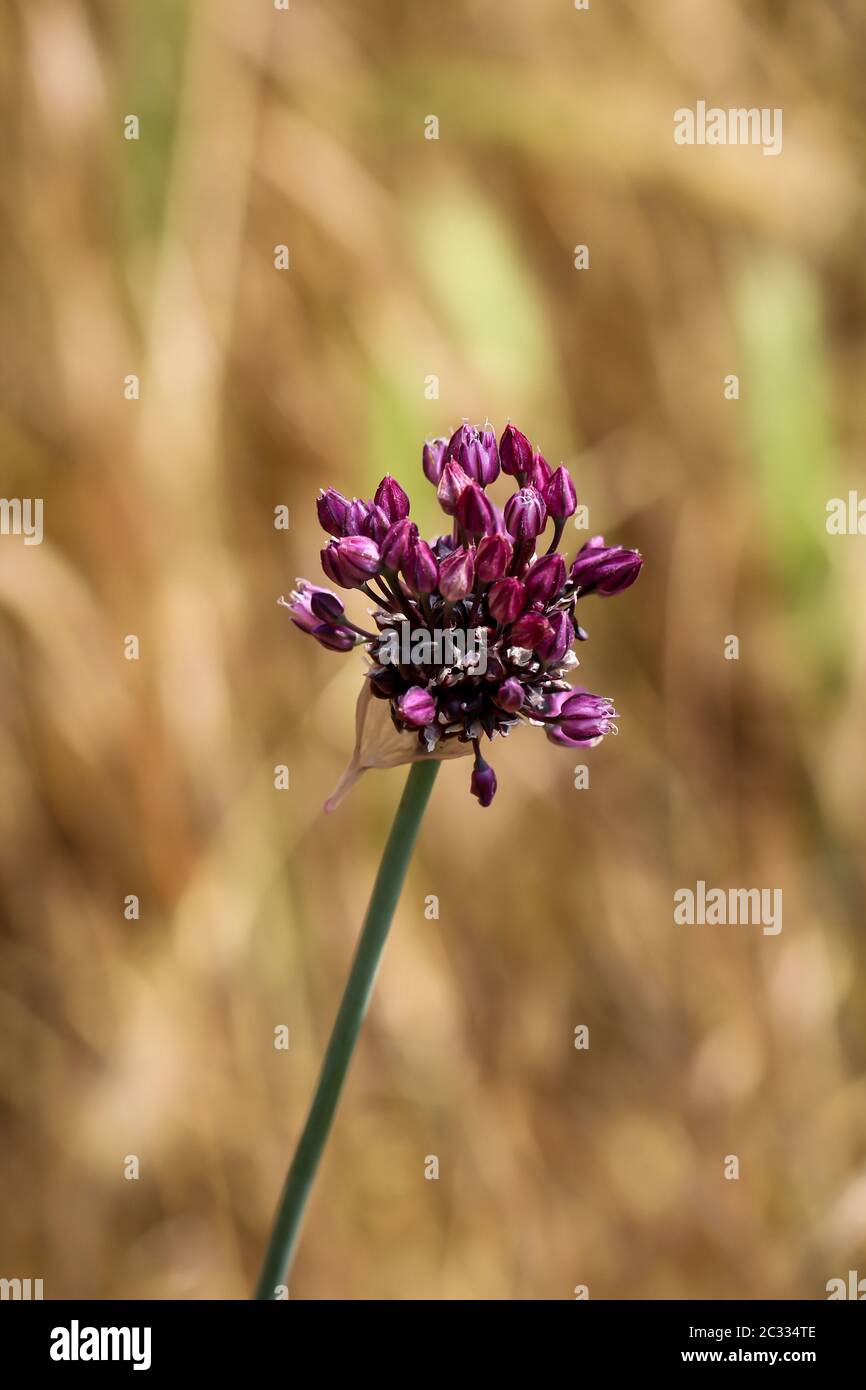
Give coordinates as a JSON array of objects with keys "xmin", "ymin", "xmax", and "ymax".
[{"xmin": 1, "ymin": 0, "xmax": 865, "ymax": 1300}]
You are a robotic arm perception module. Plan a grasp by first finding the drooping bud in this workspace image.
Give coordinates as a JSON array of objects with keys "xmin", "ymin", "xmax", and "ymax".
[
  {"xmin": 380, "ymin": 518, "xmax": 418, "ymax": 572},
  {"xmin": 403, "ymin": 538, "xmax": 439, "ymax": 596},
  {"xmin": 396, "ymin": 685, "xmax": 437, "ymax": 728},
  {"xmin": 504, "ymin": 486, "xmax": 547, "ymax": 541},
  {"xmin": 316, "ymin": 487, "xmax": 350, "ymax": 536},
  {"xmin": 523, "ymin": 552, "xmax": 567, "ymax": 606},
  {"xmin": 422, "ymin": 438, "xmax": 448, "ymax": 485},
  {"xmin": 544, "ymin": 464, "xmax": 577, "ymax": 520},
  {"xmin": 492, "ymin": 677, "xmax": 525, "ymax": 713},
  {"xmin": 456, "ymin": 482, "xmax": 497, "ymax": 539},
  {"xmin": 436, "ymin": 460, "xmax": 473, "ymax": 517},
  {"xmin": 536, "ymin": 609, "xmax": 572, "ymax": 663},
  {"xmin": 526, "ymin": 451, "xmax": 552, "ymax": 492},
  {"xmin": 488, "ymin": 577, "xmax": 525, "ymax": 624},
  {"xmin": 374, "ymin": 474, "xmax": 410, "ymax": 523},
  {"xmin": 438, "ymin": 546, "xmax": 476, "ymax": 602},
  {"xmin": 544, "ymin": 689, "xmax": 618, "ymax": 745},
  {"xmin": 570, "ymin": 536, "xmax": 643, "ymax": 596},
  {"xmin": 499, "ymin": 423, "xmax": 533, "ymax": 478},
  {"xmin": 475, "ymin": 533, "xmax": 513, "ymax": 584},
  {"xmin": 470, "ymin": 750, "xmax": 497, "ymax": 807}
]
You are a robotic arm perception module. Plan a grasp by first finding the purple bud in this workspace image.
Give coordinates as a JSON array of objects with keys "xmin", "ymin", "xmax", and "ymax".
[
  {"xmin": 321, "ymin": 535, "xmax": 381, "ymax": 588},
  {"xmin": 508, "ymin": 610, "xmax": 552, "ymax": 649},
  {"xmin": 536, "ymin": 609, "xmax": 572, "ymax": 663},
  {"xmin": 306, "ymin": 584, "xmax": 345, "ymax": 623},
  {"xmin": 475, "ymin": 533, "xmax": 513, "ymax": 584},
  {"xmin": 570, "ymin": 536, "xmax": 643, "ymax": 596},
  {"xmin": 526, "ymin": 451, "xmax": 552, "ymax": 492},
  {"xmin": 445, "ymin": 423, "xmax": 474, "ymax": 463},
  {"xmin": 523, "ymin": 552, "xmax": 567, "ymax": 606},
  {"xmin": 396, "ymin": 685, "xmax": 437, "ymax": 728},
  {"xmin": 470, "ymin": 751, "xmax": 497, "ymax": 807},
  {"xmin": 459, "ymin": 428, "xmax": 500, "ymax": 486},
  {"xmin": 316, "ymin": 487, "xmax": 351, "ymax": 536},
  {"xmin": 362, "ymin": 504, "xmax": 391, "ymax": 545},
  {"xmin": 492, "ymin": 677, "xmax": 525, "ymax": 713},
  {"xmin": 380, "ymin": 518, "xmax": 418, "ymax": 572},
  {"xmin": 403, "ymin": 538, "xmax": 438, "ymax": 596},
  {"xmin": 504, "ymin": 486, "xmax": 547, "ymax": 541},
  {"xmin": 343, "ymin": 498, "xmax": 370, "ymax": 535},
  {"xmin": 436, "ymin": 460, "xmax": 473, "ymax": 517},
  {"xmin": 499, "ymin": 423, "xmax": 533, "ymax": 478},
  {"xmin": 544, "ymin": 465, "xmax": 577, "ymax": 520},
  {"xmin": 438, "ymin": 546, "xmax": 475, "ymax": 602},
  {"xmin": 457, "ymin": 482, "xmax": 497, "ymax": 539},
  {"xmin": 374, "ymin": 474, "xmax": 410, "ymax": 523},
  {"xmin": 488, "ymin": 577, "xmax": 525, "ymax": 624},
  {"xmin": 423, "ymin": 438, "xmax": 448, "ymax": 485},
  {"xmin": 313, "ymin": 624, "xmax": 358, "ymax": 652},
  {"xmin": 544, "ymin": 688, "xmax": 618, "ymax": 745}
]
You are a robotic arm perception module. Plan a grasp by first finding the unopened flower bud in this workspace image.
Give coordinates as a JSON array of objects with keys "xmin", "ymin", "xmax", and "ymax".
[
  {"xmin": 492, "ymin": 677, "xmax": 525, "ymax": 712},
  {"xmin": 536, "ymin": 609, "xmax": 572, "ymax": 663},
  {"xmin": 457, "ymin": 481, "xmax": 497, "ymax": 539},
  {"xmin": 396, "ymin": 686, "xmax": 437, "ymax": 728},
  {"xmin": 316, "ymin": 487, "xmax": 351, "ymax": 536},
  {"xmin": 504, "ymin": 486, "xmax": 547, "ymax": 541},
  {"xmin": 488, "ymin": 577, "xmax": 525, "ymax": 624},
  {"xmin": 470, "ymin": 751, "xmax": 497, "ymax": 807},
  {"xmin": 403, "ymin": 539, "xmax": 438, "ymax": 596},
  {"xmin": 499, "ymin": 423, "xmax": 533, "ymax": 478},
  {"xmin": 570, "ymin": 536, "xmax": 643, "ymax": 596},
  {"xmin": 422, "ymin": 438, "xmax": 448, "ymax": 485},
  {"xmin": 436, "ymin": 460, "xmax": 473, "ymax": 517},
  {"xmin": 374, "ymin": 474, "xmax": 410, "ymax": 523},
  {"xmin": 475, "ymin": 533, "xmax": 513, "ymax": 583},
  {"xmin": 523, "ymin": 552, "xmax": 567, "ymax": 606},
  {"xmin": 380, "ymin": 518, "xmax": 418, "ymax": 571},
  {"xmin": 438, "ymin": 546, "xmax": 476, "ymax": 602},
  {"xmin": 544, "ymin": 464, "xmax": 577, "ymax": 520}
]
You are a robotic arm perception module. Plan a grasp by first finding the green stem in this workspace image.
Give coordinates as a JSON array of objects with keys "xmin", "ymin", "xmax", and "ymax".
[{"xmin": 253, "ymin": 757, "xmax": 440, "ymax": 1298}]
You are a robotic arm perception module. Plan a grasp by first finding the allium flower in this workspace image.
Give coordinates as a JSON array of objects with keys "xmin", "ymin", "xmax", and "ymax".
[{"xmin": 281, "ymin": 422, "xmax": 643, "ymax": 808}]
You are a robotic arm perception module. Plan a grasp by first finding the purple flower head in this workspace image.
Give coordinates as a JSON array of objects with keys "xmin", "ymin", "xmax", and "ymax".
[
  {"xmin": 288, "ymin": 421, "xmax": 641, "ymax": 807},
  {"xmin": 439, "ymin": 546, "xmax": 475, "ymax": 602},
  {"xmin": 545, "ymin": 465, "xmax": 578, "ymax": 520},
  {"xmin": 396, "ymin": 686, "xmax": 437, "ymax": 728},
  {"xmin": 499, "ymin": 423, "xmax": 533, "ymax": 479},
  {"xmin": 436, "ymin": 460, "xmax": 473, "ymax": 517},
  {"xmin": 504, "ymin": 486, "xmax": 547, "ymax": 541},
  {"xmin": 374, "ymin": 475, "xmax": 410, "ymax": 523},
  {"xmin": 457, "ymin": 482, "xmax": 497, "ymax": 539},
  {"xmin": 570, "ymin": 535, "xmax": 643, "ymax": 596},
  {"xmin": 422, "ymin": 438, "xmax": 448, "ymax": 485},
  {"xmin": 475, "ymin": 533, "xmax": 513, "ymax": 583},
  {"xmin": 523, "ymin": 553, "xmax": 567, "ymax": 607}
]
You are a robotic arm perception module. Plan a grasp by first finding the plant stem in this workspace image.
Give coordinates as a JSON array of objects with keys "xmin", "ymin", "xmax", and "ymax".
[{"xmin": 253, "ymin": 756, "xmax": 440, "ymax": 1298}]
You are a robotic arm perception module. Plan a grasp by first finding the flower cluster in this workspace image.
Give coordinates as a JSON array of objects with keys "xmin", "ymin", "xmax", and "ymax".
[{"xmin": 281, "ymin": 423, "xmax": 642, "ymax": 806}]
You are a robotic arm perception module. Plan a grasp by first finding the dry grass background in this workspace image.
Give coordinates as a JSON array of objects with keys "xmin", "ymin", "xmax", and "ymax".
[{"xmin": 1, "ymin": 0, "xmax": 865, "ymax": 1299}]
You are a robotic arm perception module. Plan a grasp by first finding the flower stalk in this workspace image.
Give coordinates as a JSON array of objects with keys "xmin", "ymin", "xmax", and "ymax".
[{"xmin": 254, "ymin": 757, "xmax": 440, "ymax": 1298}]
